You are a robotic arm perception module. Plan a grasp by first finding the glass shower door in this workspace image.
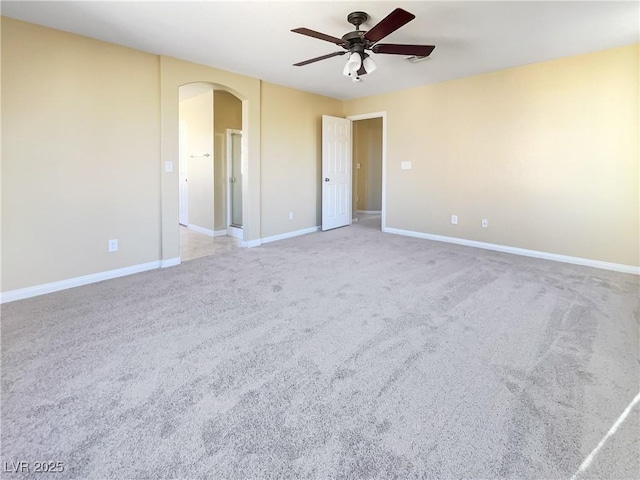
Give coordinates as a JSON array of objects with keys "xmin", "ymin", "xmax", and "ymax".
[{"xmin": 229, "ymin": 132, "xmax": 242, "ymax": 227}]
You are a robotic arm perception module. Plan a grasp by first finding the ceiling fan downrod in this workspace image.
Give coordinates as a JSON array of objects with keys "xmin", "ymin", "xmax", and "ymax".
[{"xmin": 347, "ymin": 11, "xmax": 369, "ymax": 31}]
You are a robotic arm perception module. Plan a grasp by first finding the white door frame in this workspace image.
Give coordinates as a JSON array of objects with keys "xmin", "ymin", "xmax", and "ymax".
[
  {"xmin": 347, "ymin": 112, "xmax": 387, "ymax": 230},
  {"xmin": 178, "ymin": 120, "xmax": 188, "ymax": 226},
  {"xmin": 226, "ymin": 128, "xmax": 243, "ymax": 239}
]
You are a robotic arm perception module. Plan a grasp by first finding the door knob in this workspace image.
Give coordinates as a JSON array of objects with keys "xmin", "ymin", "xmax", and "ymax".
[{"xmin": 324, "ymin": 178, "xmax": 330, "ymax": 182}]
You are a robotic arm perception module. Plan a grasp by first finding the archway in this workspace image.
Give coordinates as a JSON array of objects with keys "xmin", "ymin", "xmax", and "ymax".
[
  {"xmin": 177, "ymin": 83, "xmax": 243, "ymax": 261},
  {"xmin": 159, "ymin": 56, "xmax": 262, "ymax": 265}
]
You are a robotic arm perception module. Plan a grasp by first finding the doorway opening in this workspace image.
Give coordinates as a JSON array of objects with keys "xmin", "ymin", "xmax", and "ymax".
[
  {"xmin": 349, "ymin": 113, "xmax": 385, "ymax": 231},
  {"xmin": 177, "ymin": 83, "xmax": 243, "ymax": 260},
  {"xmin": 320, "ymin": 112, "xmax": 386, "ymax": 232}
]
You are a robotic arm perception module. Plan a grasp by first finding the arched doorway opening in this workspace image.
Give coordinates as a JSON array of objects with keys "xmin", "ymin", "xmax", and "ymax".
[
  {"xmin": 159, "ymin": 56, "xmax": 261, "ymax": 266},
  {"xmin": 177, "ymin": 83, "xmax": 243, "ymax": 260}
]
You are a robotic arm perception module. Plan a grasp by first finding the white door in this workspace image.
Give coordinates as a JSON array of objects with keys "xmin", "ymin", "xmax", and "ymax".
[
  {"xmin": 322, "ymin": 115, "xmax": 352, "ymax": 231},
  {"xmin": 178, "ymin": 121, "xmax": 188, "ymax": 226}
]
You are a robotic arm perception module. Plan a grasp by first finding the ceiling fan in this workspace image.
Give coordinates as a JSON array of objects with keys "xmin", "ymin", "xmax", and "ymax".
[{"xmin": 292, "ymin": 8, "xmax": 435, "ymax": 81}]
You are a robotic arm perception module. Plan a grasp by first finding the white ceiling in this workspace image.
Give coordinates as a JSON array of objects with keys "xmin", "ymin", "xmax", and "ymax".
[{"xmin": 2, "ymin": 1, "xmax": 638, "ymax": 100}]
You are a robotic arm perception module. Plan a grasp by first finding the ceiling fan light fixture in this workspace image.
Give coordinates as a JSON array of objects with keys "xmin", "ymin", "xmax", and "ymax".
[
  {"xmin": 362, "ymin": 54, "xmax": 377, "ymax": 73},
  {"xmin": 343, "ymin": 52, "xmax": 362, "ymax": 77}
]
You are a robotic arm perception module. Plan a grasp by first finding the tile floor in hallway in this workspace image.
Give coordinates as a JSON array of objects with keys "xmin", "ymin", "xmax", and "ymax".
[{"xmin": 179, "ymin": 225, "xmax": 241, "ymax": 261}]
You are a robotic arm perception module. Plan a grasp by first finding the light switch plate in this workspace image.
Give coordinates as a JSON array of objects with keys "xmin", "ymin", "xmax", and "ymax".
[
  {"xmin": 400, "ymin": 161, "xmax": 412, "ymax": 170},
  {"xmin": 164, "ymin": 161, "xmax": 173, "ymax": 173}
]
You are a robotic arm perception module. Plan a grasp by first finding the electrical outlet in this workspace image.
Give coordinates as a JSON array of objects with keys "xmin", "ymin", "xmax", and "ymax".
[
  {"xmin": 451, "ymin": 215, "xmax": 458, "ymax": 225},
  {"xmin": 108, "ymin": 239, "xmax": 118, "ymax": 252},
  {"xmin": 289, "ymin": 212, "xmax": 294, "ymax": 220},
  {"xmin": 481, "ymin": 219, "xmax": 488, "ymax": 228}
]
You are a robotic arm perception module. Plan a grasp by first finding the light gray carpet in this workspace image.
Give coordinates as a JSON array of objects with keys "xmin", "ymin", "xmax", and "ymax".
[{"xmin": 2, "ymin": 215, "xmax": 639, "ymax": 479}]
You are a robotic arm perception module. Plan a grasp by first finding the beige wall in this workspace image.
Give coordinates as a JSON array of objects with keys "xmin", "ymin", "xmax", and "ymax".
[
  {"xmin": 260, "ymin": 82, "xmax": 343, "ymax": 238},
  {"xmin": 179, "ymin": 90, "xmax": 214, "ymax": 231},
  {"xmin": 1, "ymin": 17, "xmax": 161, "ymax": 291},
  {"xmin": 213, "ymin": 90, "xmax": 242, "ymax": 231},
  {"xmin": 344, "ymin": 44, "xmax": 639, "ymax": 266},
  {"xmin": 353, "ymin": 118, "xmax": 383, "ymax": 212}
]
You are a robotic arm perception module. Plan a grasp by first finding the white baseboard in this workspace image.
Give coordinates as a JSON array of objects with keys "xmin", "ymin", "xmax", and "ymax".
[
  {"xmin": 228, "ymin": 226, "xmax": 243, "ymax": 240},
  {"xmin": 383, "ymin": 227, "xmax": 640, "ymax": 275},
  {"xmin": 261, "ymin": 226, "xmax": 320, "ymax": 245},
  {"xmin": 0, "ymin": 224, "xmax": 325, "ymax": 303},
  {"xmin": 1, "ymin": 260, "xmax": 166, "ymax": 304},
  {"xmin": 239, "ymin": 226, "xmax": 321, "ymax": 248},
  {"xmin": 160, "ymin": 257, "xmax": 181, "ymax": 268},
  {"xmin": 213, "ymin": 229, "xmax": 227, "ymax": 237},
  {"xmin": 241, "ymin": 239, "xmax": 262, "ymax": 248},
  {"xmin": 187, "ymin": 224, "xmax": 214, "ymax": 237},
  {"xmin": 0, "ymin": 224, "xmax": 323, "ymax": 301},
  {"xmin": 357, "ymin": 210, "xmax": 382, "ymax": 214}
]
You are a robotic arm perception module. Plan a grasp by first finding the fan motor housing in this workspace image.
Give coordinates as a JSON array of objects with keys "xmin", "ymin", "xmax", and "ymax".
[{"xmin": 342, "ymin": 30, "xmax": 366, "ymax": 44}]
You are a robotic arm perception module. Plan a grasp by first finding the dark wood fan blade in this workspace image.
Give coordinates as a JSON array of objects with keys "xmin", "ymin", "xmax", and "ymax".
[
  {"xmin": 291, "ymin": 28, "xmax": 346, "ymax": 46},
  {"xmin": 364, "ymin": 8, "xmax": 415, "ymax": 43},
  {"xmin": 293, "ymin": 51, "xmax": 347, "ymax": 67},
  {"xmin": 372, "ymin": 44, "xmax": 435, "ymax": 57}
]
